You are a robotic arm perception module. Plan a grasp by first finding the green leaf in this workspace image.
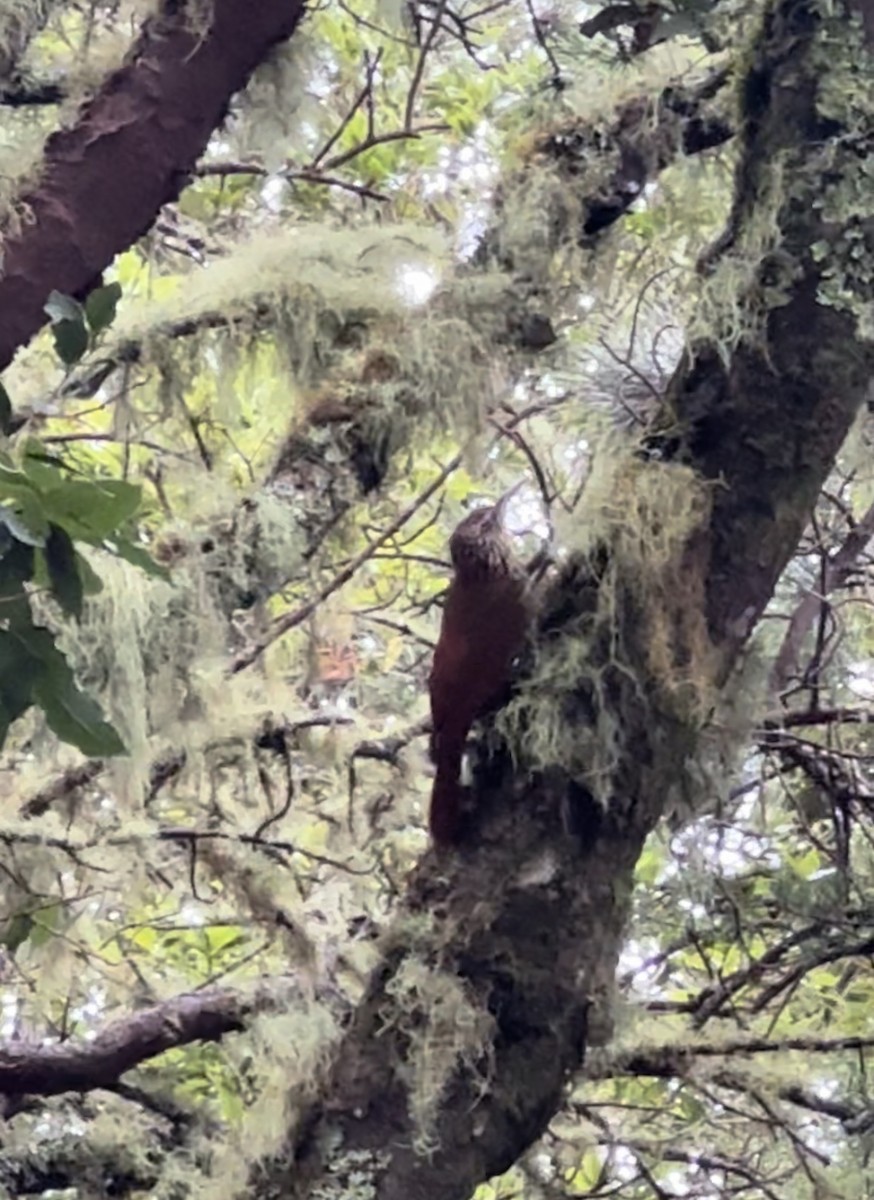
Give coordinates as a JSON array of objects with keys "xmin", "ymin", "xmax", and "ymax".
[
  {"xmin": 75, "ymin": 551, "xmax": 104, "ymax": 597},
  {"xmin": 0, "ymin": 689, "xmax": 32, "ymax": 753},
  {"xmin": 45, "ymin": 291, "xmax": 84, "ymax": 323},
  {"xmin": 40, "ymin": 478, "xmax": 142, "ymax": 541},
  {"xmin": 0, "ymin": 502, "xmax": 47, "ymax": 547},
  {"xmin": 52, "ymin": 318, "xmax": 89, "ymax": 366},
  {"xmin": 107, "ymin": 535, "xmax": 171, "ymax": 581},
  {"xmin": 0, "ymin": 535, "xmax": 35, "ymax": 579},
  {"xmin": 0, "ymin": 539, "xmax": 35, "ymax": 626},
  {"xmin": 0, "ymin": 629, "xmax": 37, "ymax": 722},
  {"xmin": 0, "ymin": 460, "xmax": 38, "ymax": 500},
  {"xmin": 789, "ymin": 847, "xmax": 821, "ymax": 880},
  {"xmin": 0, "ymin": 624, "xmax": 35, "ymax": 744},
  {"xmin": 85, "ymin": 282, "xmax": 122, "ymax": 334},
  {"xmin": 0, "ymin": 381, "xmax": 13, "ymax": 436},
  {"xmin": 29, "ymin": 903, "xmax": 62, "ymax": 948},
  {"xmin": 0, "ymin": 696, "xmax": 15, "ymax": 753},
  {"xmin": 1, "ymin": 912, "xmax": 34, "ymax": 953},
  {"xmin": 566, "ymin": 1149, "xmax": 604, "ymax": 1194},
  {"xmin": 11, "ymin": 622, "xmax": 127, "ymax": 756},
  {"xmin": 45, "ymin": 524, "xmax": 84, "ymax": 618},
  {"xmin": 45, "ymin": 292, "xmax": 91, "ymax": 367},
  {"xmin": 216, "ymin": 1080, "xmax": 245, "ymax": 1123},
  {"xmin": 205, "ymin": 926, "xmax": 245, "ymax": 954},
  {"xmin": 21, "ymin": 442, "xmax": 70, "ymax": 489},
  {"xmin": 34, "ymin": 667, "xmax": 127, "ymax": 757},
  {"xmin": 635, "ymin": 844, "xmax": 663, "ymax": 885}
]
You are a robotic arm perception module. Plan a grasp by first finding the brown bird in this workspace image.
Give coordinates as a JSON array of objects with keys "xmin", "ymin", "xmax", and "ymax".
[{"xmin": 428, "ymin": 485, "xmax": 531, "ymax": 844}]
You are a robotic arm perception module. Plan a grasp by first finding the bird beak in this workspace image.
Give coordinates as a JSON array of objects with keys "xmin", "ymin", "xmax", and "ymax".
[{"xmin": 492, "ymin": 481, "xmax": 523, "ymax": 523}]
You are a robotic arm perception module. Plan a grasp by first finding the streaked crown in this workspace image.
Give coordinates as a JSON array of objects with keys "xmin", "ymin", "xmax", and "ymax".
[{"xmin": 449, "ymin": 484, "xmax": 522, "ymax": 580}]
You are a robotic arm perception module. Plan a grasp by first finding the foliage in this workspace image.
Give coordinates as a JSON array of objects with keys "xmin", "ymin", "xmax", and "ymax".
[
  {"xmin": 0, "ymin": 3, "xmax": 872, "ymax": 1200},
  {"xmin": 0, "ymin": 281, "xmax": 165, "ymax": 757}
]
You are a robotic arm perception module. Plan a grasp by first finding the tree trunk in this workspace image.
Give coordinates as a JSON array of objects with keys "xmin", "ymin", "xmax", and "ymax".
[{"xmin": 244, "ymin": 5, "xmax": 874, "ymax": 1197}]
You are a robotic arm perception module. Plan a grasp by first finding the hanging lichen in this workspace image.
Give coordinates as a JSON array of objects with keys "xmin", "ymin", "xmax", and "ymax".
[{"xmin": 500, "ymin": 446, "xmax": 717, "ymax": 813}]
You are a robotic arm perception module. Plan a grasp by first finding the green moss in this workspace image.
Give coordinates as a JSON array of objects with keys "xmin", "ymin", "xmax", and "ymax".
[
  {"xmin": 500, "ymin": 448, "xmax": 716, "ymax": 808},
  {"xmin": 383, "ymin": 954, "xmax": 494, "ymax": 1152},
  {"xmin": 493, "ymin": 162, "xmax": 585, "ymax": 283}
]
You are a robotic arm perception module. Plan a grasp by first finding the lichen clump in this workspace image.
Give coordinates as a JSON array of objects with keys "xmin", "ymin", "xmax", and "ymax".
[
  {"xmin": 501, "ymin": 449, "xmax": 717, "ymax": 809},
  {"xmin": 384, "ymin": 955, "xmax": 494, "ymax": 1151}
]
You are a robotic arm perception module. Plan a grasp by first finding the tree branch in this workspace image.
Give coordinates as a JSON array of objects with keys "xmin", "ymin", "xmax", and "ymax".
[
  {"xmin": 0, "ymin": 986, "xmax": 257, "ymax": 1099},
  {"xmin": 0, "ymin": 0, "xmax": 307, "ymax": 373},
  {"xmin": 771, "ymin": 498, "xmax": 874, "ymax": 694}
]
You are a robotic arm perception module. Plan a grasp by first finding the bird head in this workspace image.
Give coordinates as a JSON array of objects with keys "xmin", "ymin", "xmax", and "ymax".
[{"xmin": 449, "ymin": 482, "xmax": 523, "ymax": 576}]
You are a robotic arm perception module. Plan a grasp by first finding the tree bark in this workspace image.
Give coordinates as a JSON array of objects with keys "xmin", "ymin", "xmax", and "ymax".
[
  {"xmin": 245, "ymin": 5, "xmax": 874, "ymax": 1198},
  {"xmin": 0, "ymin": 0, "xmax": 306, "ymax": 373}
]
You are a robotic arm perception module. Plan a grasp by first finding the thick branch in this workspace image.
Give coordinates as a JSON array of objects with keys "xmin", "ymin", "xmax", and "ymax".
[
  {"xmin": 0, "ymin": 0, "xmax": 306, "ymax": 373},
  {"xmin": 0, "ymin": 987, "xmax": 255, "ymax": 1098}
]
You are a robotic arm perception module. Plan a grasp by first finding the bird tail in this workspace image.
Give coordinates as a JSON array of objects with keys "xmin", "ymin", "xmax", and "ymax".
[{"xmin": 429, "ymin": 743, "xmax": 464, "ymax": 844}]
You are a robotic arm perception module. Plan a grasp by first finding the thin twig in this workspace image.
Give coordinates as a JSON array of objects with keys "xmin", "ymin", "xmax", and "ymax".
[
  {"xmin": 771, "ymin": 498, "xmax": 874, "ymax": 694},
  {"xmin": 312, "ymin": 48, "xmax": 384, "ymax": 168},
  {"xmin": 319, "ymin": 124, "xmax": 449, "ymax": 173},
  {"xmin": 404, "ymin": 0, "xmax": 448, "ymax": 131},
  {"xmin": 229, "ymin": 453, "xmax": 462, "ymax": 673},
  {"xmin": 523, "ymin": 0, "xmax": 563, "ymax": 84}
]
